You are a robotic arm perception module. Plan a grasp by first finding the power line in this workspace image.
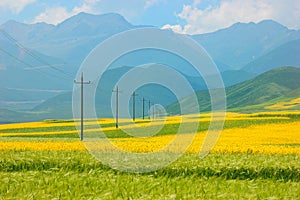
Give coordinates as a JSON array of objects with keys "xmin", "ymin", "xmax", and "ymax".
[
  {"xmin": 0, "ymin": 46, "xmax": 54, "ymax": 78},
  {"xmin": 0, "ymin": 29, "xmax": 78, "ymax": 94},
  {"xmin": 0, "ymin": 46, "xmax": 68, "ymax": 81},
  {"xmin": 0, "ymin": 45, "xmax": 70, "ymax": 108},
  {"xmin": 0, "ymin": 29, "xmax": 73, "ymax": 79}
]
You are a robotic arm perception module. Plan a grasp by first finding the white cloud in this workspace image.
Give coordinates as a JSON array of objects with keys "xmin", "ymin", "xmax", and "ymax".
[
  {"xmin": 0, "ymin": 0, "xmax": 36, "ymax": 13},
  {"xmin": 193, "ymin": 0, "xmax": 202, "ymax": 7},
  {"xmin": 162, "ymin": 24, "xmax": 184, "ymax": 33},
  {"xmin": 164, "ymin": 0, "xmax": 300, "ymax": 34},
  {"xmin": 32, "ymin": 0, "xmax": 99, "ymax": 25},
  {"xmin": 33, "ymin": 7, "xmax": 73, "ymax": 25}
]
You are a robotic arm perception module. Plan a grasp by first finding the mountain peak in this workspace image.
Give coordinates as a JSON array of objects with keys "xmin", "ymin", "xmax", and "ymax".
[
  {"xmin": 258, "ymin": 19, "xmax": 284, "ymax": 26},
  {"xmin": 75, "ymin": 12, "xmax": 124, "ymax": 18},
  {"xmin": 227, "ymin": 19, "xmax": 288, "ymax": 31},
  {"xmin": 256, "ymin": 19, "xmax": 289, "ymax": 30},
  {"xmin": 54, "ymin": 12, "xmax": 133, "ymax": 37},
  {"xmin": 0, "ymin": 19, "xmax": 28, "ymax": 29},
  {"xmin": 58, "ymin": 12, "xmax": 131, "ymax": 27}
]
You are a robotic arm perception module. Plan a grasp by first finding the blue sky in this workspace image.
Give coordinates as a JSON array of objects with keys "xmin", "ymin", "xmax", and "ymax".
[{"xmin": 0, "ymin": 0, "xmax": 299, "ymax": 34}]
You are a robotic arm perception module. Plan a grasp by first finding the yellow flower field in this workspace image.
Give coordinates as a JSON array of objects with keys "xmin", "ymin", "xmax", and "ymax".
[
  {"xmin": 266, "ymin": 97, "xmax": 300, "ymax": 110},
  {"xmin": 0, "ymin": 111, "xmax": 295, "ymax": 136},
  {"xmin": 0, "ymin": 141, "xmax": 85, "ymax": 151},
  {"xmin": 0, "ymin": 111, "xmax": 299, "ymax": 154},
  {"xmin": 107, "ymin": 121, "xmax": 300, "ymax": 154}
]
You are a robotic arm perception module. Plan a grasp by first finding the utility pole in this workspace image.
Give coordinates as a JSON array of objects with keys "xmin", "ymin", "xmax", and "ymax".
[
  {"xmin": 142, "ymin": 97, "xmax": 146, "ymax": 120},
  {"xmin": 148, "ymin": 100, "xmax": 151, "ymax": 119},
  {"xmin": 113, "ymin": 86, "xmax": 120, "ymax": 128},
  {"xmin": 74, "ymin": 72, "xmax": 90, "ymax": 141},
  {"xmin": 152, "ymin": 103, "xmax": 155, "ymax": 119},
  {"xmin": 132, "ymin": 92, "xmax": 138, "ymax": 121}
]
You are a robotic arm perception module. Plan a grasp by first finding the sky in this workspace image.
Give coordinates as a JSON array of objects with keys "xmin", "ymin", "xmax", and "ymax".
[{"xmin": 0, "ymin": 0, "xmax": 299, "ymax": 34}]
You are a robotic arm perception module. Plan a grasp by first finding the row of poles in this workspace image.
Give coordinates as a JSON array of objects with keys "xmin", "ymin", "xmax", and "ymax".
[
  {"xmin": 75, "ymin": 73, "xmax": 156, "ymax": 140},
  {"xmin": 113, "ymin": 87, "xmax": 155, "ymax": 129}
]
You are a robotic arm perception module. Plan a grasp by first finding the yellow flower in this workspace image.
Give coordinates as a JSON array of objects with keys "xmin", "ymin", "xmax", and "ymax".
[{"xmin": 0, "ymin": 111, "xmax": 299, "ymax": 154}]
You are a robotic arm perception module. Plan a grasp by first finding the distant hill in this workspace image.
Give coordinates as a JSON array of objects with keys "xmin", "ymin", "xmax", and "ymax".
[
  {"xmin": 29, "ymin": 66, "xmax": 300, "ymax": 119},
  {"xmin": 167, "ymin": 66, "xmax": 300, "ymax": 114},
  {"xmin": 1, "ymin": 66, "xmax": 299, "ymax": 123},
  {"xmin": 243, "ymin": 39, "xmax": 300, "ymax": 74},
  {"xmin": 226, "ymin": 66, "xmax": 300, "ymax": 108}
]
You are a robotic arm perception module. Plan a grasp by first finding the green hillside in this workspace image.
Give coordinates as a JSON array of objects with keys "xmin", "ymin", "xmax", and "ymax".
[
  {"xmin": 230, "ymin": 87, "xmax": 300, "ymax": 112},
  {"xmin": 0, "ymin": 109, "xmax": 41, "ymax": 123},
  {"xmin": 168, "ymin": 66, "xmax": 300, "ymax": 114}
]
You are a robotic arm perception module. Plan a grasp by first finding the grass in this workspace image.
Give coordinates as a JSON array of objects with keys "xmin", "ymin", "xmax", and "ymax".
[
  {"xmin": 0, "ymin": 111, "xmax": 299, "ymax": 199},
  {"xmin": 0, "ymin": 151, "xmax": 299, "ymax": 199}
]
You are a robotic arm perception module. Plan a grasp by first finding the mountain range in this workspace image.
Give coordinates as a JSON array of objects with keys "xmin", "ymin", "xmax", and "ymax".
[{"xmin": 0, "ymin": 12, "xmax": 299, "ymax": 122}]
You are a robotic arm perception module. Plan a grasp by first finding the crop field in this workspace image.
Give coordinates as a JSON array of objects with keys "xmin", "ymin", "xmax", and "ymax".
[{"xmin": 0, "ymin": 111, "xmax": 299, "ymax": 199}]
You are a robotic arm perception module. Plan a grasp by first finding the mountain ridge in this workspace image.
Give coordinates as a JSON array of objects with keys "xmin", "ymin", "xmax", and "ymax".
[
  {"xmin": 192, "ymin": 19, "xmax": 299, "ymax": 69},
  {"xmin": 2, "ymin": 13, "xmax": 299, "ymax": 71},
  {"xmin": 0, "ymin": 13, "xmax": 299, "ymax": 117}
]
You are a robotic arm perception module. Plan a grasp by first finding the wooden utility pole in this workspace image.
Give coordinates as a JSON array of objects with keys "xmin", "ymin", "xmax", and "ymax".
[
  {"xmin": 74, "ymin": 72, "xmax": 90, "ymax": 141},
  {"xmin": 142, "ymin": 97, "xmax": 146, "ymax": 120},
  {"xmin": 132, "ymin": 92, "xmax": 138, "ymax": 121},
  {"xmin": 148, "ymin": 100, "xmax": 151, "ymax": 119},
  {"xmin": 113, "ymin": 86, "xmax": 120, "ymax": 128},
  {"xmin": 152, "ymin": 103, "xmax": 155, "ymax": 119}
]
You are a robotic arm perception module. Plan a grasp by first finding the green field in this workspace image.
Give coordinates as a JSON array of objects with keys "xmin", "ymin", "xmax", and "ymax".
[
  {"xmin": 0, "ymin": 151, "xmax": 299, "ymax": 199},
  {"xmin": 0, "ymin": 112, "xmax": 300, "ymax": 199}
]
